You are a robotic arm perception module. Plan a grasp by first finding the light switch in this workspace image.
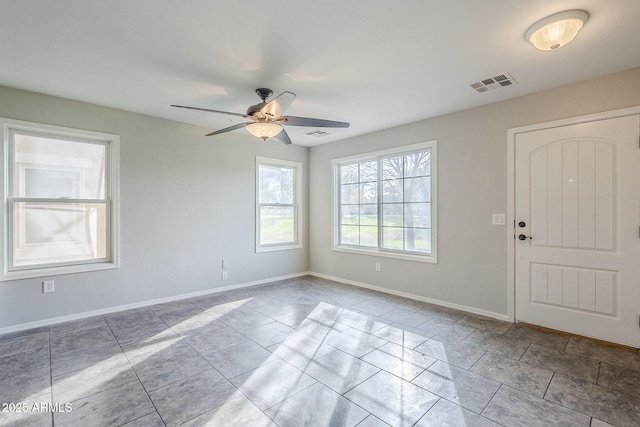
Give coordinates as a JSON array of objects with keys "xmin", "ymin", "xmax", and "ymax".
[{"xmin": 492, "ymin": 214, "xmax": 506, "ymax": 226}]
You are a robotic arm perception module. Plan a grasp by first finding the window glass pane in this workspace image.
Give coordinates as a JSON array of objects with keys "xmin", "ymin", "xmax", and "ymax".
[
  {"xmin": 360, "ymin": 182, "xmax": 377, "ymax": 204},
  {"xmin": 382, "ymin": 179, "xmax": 403, "ymax": 203},
  {"xmin": 382, "ymin": 203, "xmax": 403, "ymax": 227},
  {"xmin": 340, "ymin": 164, "xmax": 359, "ymax": 184},
  {"xmin": 404, "ymin": 203, "xmax": 431, "ymax": 228},
  {"xmin": 360, "ymin": 226, "xmax": 378, "ymax": 247},
  {"xmin": 341, "ymin": 205, "xmax": 359, "ymax": 225},
  {"xmin": 259, "ymin": 165, "xmax": 294, "ymax": 204},
  {"xmin": 340, "ymin": 183, "xmax": 359, "ymax": 204},
  {"xmin": 404, "ymin": 152, "xmax": 431, "ymax": 177},
  {"xmin": 382, "ymin": 156, "xmax": 403, "ymax": 179},
  {"xmin": 359, "ymin": 161, "xmax": 377, "ymax": 182},
  {"xmin": 14, "ymin": 134, "xmax": 106, "ymax": 199},
  {"xmin": 405, "ymin": 228, "xmax": 431, "ymax": 253},
  {"xmin": 381, "ymin": 227, "xmax": 404, "ymax": 250},
  {"xmin": 404, "ymin": 176, "xmax": 430, "ymax": 202},
  {"xmin": 360, "ymin": 204, "xmax": 378, "ymax": 226},
  {"xmin": 340, "ymin": 225, "xmax": 359, "ymax": 245},
  {"xmin": 260, "ymin": 205, "xmax": 294, "ymax": 245},
  {"xmin": 13, "ymin": 201, "xmax": 108, "ymax": 267}
]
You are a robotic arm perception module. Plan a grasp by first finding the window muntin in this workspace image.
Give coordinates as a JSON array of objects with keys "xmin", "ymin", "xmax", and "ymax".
[
  {"xmin": 2, "ymin": 118, "xmax": 119, "ymax": 280},
  {"xmin": 256, "ymin": 157, "xmax": 302, "ymax": 252},
  {"xmin": 334, "ymin": 141, "xmax": 436, "ymax": 262}
]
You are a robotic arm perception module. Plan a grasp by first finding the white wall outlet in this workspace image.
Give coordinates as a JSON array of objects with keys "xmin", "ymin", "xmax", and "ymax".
[
  {"xmin": 42, "ymin": 280, "xmax": 55, "ymax": 293},
  {"xmin": 375, "ymin": 262, "xmax": 381, "ymax": 272},
  {"xmin": 222, "ymin": 259, "xmax": 228, "ymax": 269},
  {"xmin": 492, "ymin": 214, "xmax": 506, "ymax": 226},
  {"xmin": 221, "ymin": 271, "xmax": 228, "ymax": 281}
]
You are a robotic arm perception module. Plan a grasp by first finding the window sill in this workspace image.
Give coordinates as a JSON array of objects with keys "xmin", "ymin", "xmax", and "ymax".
[
  {"xmin": 1, "ymin": 261, "xmax": 119, "ymax": 281},
  {"xmin": 332, "ymin": 245, "xmax": 437, "ymax": 264},
  {"xmin": 256, "ymin": 243, "xmax": 303, "ymax": 253}
]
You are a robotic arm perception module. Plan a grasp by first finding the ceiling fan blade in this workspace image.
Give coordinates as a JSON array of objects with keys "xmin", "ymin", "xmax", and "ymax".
[
  {"xmin": 261, "ymin": 92, "xmax": 296, "ymax": 118},
  {"xmin": 205, "ymin": 122, "xmax": 248, "ymax": 136},
  {"xmin": 273, "ymin": 127, "xmax": 292, "ymax": 145},
  {"xmin": 171, "ymin": 104, "xmax": 247, "ymax": 118},
  {"xmin": 282, "ymin": 116, "xmax": 350, "ymax": 128}
]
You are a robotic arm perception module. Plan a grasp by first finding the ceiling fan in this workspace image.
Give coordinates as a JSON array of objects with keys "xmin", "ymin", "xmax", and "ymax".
[{"xmin": 171, "ymin": 88, "xmax": 350, "ymax": 145}]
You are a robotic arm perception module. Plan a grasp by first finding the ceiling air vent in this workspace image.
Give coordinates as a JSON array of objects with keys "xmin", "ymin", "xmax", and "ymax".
[
  {"xmin": 470, "ymin": 72, "xmax": 516, "ymax": 93},
  {"xmin": 306, "ymin": 130, "xmax": 330, "ymax": 137}
]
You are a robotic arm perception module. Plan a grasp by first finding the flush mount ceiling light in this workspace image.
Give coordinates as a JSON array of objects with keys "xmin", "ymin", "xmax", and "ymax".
[
  {"xmin": 246, "ymin": 122, "xmax": 283, "ymax": 140},
  {"xmin": 525, "ymin": 10, "xmax": 589, "ymax": 51}
]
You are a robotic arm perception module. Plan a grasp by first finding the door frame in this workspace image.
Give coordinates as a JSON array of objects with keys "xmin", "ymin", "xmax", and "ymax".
[{"xmin": 507, "ymin": 105, "xmax": 640, "ymax": 323}]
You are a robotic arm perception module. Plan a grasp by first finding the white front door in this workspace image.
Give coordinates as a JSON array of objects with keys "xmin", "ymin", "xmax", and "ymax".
[{"xmin": 515, "ymin": 114, "xmax": 640, "ymax": 347}]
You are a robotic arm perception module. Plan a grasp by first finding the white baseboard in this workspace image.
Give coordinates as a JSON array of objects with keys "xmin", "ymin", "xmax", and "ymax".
[
  {"xmin": 309, "ymin": 271, "xmax": 510, "ymax": 322},
  {"xmin": 0, "ymin": 271, "xmax": 311, "ymax": 336}
]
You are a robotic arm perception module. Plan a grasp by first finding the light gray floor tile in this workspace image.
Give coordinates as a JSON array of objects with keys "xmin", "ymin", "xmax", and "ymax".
[
  {"xmin": 345, "ymin": 371, "xmax": 439, "ymax": 427},
  {"xmin": 503, "ymin": 323, "xmax": 569, "ymax": 351},
  {"xmin": 266, "ymin": 382, "xmax": 368, "ymax": 427},
  {"xmin": 323, "ymin": 328, "xmax": 387, "ymax": 358},
  {"xmin": 361, "ymin": 342, "xmax": 436, "ymax": 381},
  {"xmin": 416, "ymin": 398, "xmax": 501, "ymax": 427},
  {"xmin": 350, "ymin": 299, "xmax": 398, "ymax": 316},
  {"xmin": 413, "ymin": 360, "xmax": 500, "ymax": 413},
  {"xmin": 381, "ymin": 308, "xmax": 433, "ymax": 328},
  {"xmin": 242, "ymin": 320, "xmax": 295, "ymax": 347},
  {"xmin": 149, "ymin": 299, "xmax": 201, "ymax": 317},
  {"xmin": 110, "ymin": 318, "xmax": 177, "ymax": 348},
  {"xmin": 0, "ymin": 393, "xmax": 54, "ymax": 427},
  {"xmin": 205, "ymin": 340, "xmax": 277, "ymax": 379},
  {"xmin": 51, "ymin": 340, "xmax": 123, "ymax": 377},
  {"xmin": 565, "ymin": 336, "xmax": 640, "ymax": 372},
  {"xmin": 371, "ymin": 324, "xmax": 431, "ymax": 349},
  {"xmin": 126, "ymin": 338, "xmax": 211, "ymax": 391},
  {"xmin": 0, "ymin": 366, "xmax": 50, "ymax": 404},
  {"xmin": 521, "ymin": 343, "xmax": 600, "ymax": 383},
  {"xmin": 0, "ymin": 326, "xmax": 49, "ymax": 343},
  {"xmin": 52, "ymin": 353, "xmax": 137, "ymax": 402},
  {"xmin": 356, "ymin": 415, "xmax": 391, "ymax": 427},
  {"xmin": 414, "ymin": 338, "xmax": 487, "ymax": 370},
  {"xmin": 470, "ymin": 352, "xmax": 553, "ymax": 397},
  {"xmin": 157, "ymin": 304, "xmax": 211, "ymax": 329},
  {"xmin": 230, "ymin": 359, "xmax": 316, "ymax": 410},
  {"xmin": 303, "ymin": 350, "xmax": 380, "ymax": 394},
  {"xmin": 545, "ymin": 373, "xmax": 640, "ymax": 426},
  {"xmin": 268, "ymin": 304, "xmax": 317, "ymax": 327},
  {"xmin": 181, "ymin": 395, "xmax": 277, "ymax": 427},
  {"xmin": 120, "ymin": 411, "xmax": 165, "ymax": 427},
  {"xmin": 415, "ymin": 317, "xmax": 476, "ymax": 343},
  {"xmin": 463, "ymin": 329, "xmax": 530, "ymax": 359},
  {"xmin": 419, "ymin": 304, "xmax": 467, "ymax": 322},
  {"xmin": 483, "ymin": 385, "xmax": 591, "ymax": 427},
  {"xmin": 0, "ymin": 346, "xmax": 50, "ymax": 378},
  {"xmin": 267, "ymin": 333, "xmax": 337, "ymax": 368},
  {"xmin": 598, "ymin": 362, "xmax": 640, "ymax": 398},
  {"xmin": 105, "ymin": 308, "xmax": 161, "ymax": 330},
  {"xmin": 54, "ymin": 380, "xmax": 155, "ymax": 427},
  {"xmin": 49, "ymin": 316, "xmax": 108, "ymax": 340},
  {"xmin": 337, "ymin": 312, "xmax": 393, "ymax": 334},
  {"xmin": 149, "ymin": 369, "xmax": 238, "ymax": 426},
  {"xmin": 183, "ymin": 323, "xmax": 249, "ymax": 354},
  {"xmin": 50, "ymin": 324, "xmax": 116, "ymax": 354},
  {"xmin": 457, "ymin": 313, "xmax": 512, "ymax": 334},
  {"xmin": 0, "ymin": 330, "xmax": 49, "ymax": 358},
  {"xmin": 219, "ymin": 307, "xmax": 274, "ymax": 331}
]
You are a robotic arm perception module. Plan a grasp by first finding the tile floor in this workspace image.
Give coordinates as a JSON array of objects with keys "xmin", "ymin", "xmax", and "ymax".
[{"xmin": 1, "ymin": 275, "xmax": 640, "ymax": 426}]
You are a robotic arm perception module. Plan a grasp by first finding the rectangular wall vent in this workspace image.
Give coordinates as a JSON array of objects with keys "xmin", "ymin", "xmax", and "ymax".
[
  {"xmin": 306, "ymin": 130, "xmax": 330, "ymax": 137},
  {"xmin": 470, "ymin": 72, "xmax": 516, "ymax": 93}
]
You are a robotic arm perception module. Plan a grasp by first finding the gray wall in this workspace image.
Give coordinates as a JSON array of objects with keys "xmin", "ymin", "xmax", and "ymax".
[
  {"xmin": 309, "ymin": 68, "xmax": 640, "ymax": 318},
  {"xmin": 0, "ymin": 86, "xmax": 309, "ymax": 329}
]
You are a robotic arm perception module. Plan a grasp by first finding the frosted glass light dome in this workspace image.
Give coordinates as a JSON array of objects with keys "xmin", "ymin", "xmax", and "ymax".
[
  {"xmin": 526, "ymin": 10, "xmax": 589, "ymax": 51},
  {"xmin": 247, "ymin": 122, "xmax": 283, "ymax": 140}
]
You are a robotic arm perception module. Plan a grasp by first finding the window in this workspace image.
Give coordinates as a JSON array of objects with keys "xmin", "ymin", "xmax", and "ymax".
[
  {"xmin": 256, "ymin": 157, "xmax": 302, "ymax": 252},
  {"xmin": 333, "ymin": 141, "xmax": 437, "ymax": 262},
  {"xmin": 1, "ymin": 118, "xmax": 119, "ymax": 280}
]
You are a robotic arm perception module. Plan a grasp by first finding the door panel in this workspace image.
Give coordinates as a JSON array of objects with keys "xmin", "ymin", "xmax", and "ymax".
[{"xmin": 515, "ymin": 115, "xmax": 640, "ymax": 347}]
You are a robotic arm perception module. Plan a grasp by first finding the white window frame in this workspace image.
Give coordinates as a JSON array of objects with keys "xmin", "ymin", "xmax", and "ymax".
[
  {"xmin": 332, "ymin": 140, "xmax": 437, "ymax": 263},
  {"xmin": 255, "ymin": 157, "xmax": 302, "ymax": 253},
  {"xmin": 1, "ymin": 117, "xmax": 120, "ymax": 281}
]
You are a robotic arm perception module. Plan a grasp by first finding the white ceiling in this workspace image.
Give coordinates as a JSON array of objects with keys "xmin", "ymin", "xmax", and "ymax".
[{"xmin": 1, "ymin": 0, "xmax": 639, "ymax": 146}]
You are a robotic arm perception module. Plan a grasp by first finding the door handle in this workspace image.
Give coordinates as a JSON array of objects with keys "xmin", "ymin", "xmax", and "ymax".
[{"xmin": 518, "ymin": 234, "xmax": 533, "ymax": 241}]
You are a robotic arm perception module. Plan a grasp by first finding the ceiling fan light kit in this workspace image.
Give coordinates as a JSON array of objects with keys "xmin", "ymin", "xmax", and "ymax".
[
  {"xmin": 171, "ymin": 88, "xmax": 349, "ymax": 145},
  {"xmin": 525, "ymin": 10, "xmax": 589, "ymax": 51},
  {"xmin": 246, "ymin": 122, "xmax": 283, "ymax": 140}
]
